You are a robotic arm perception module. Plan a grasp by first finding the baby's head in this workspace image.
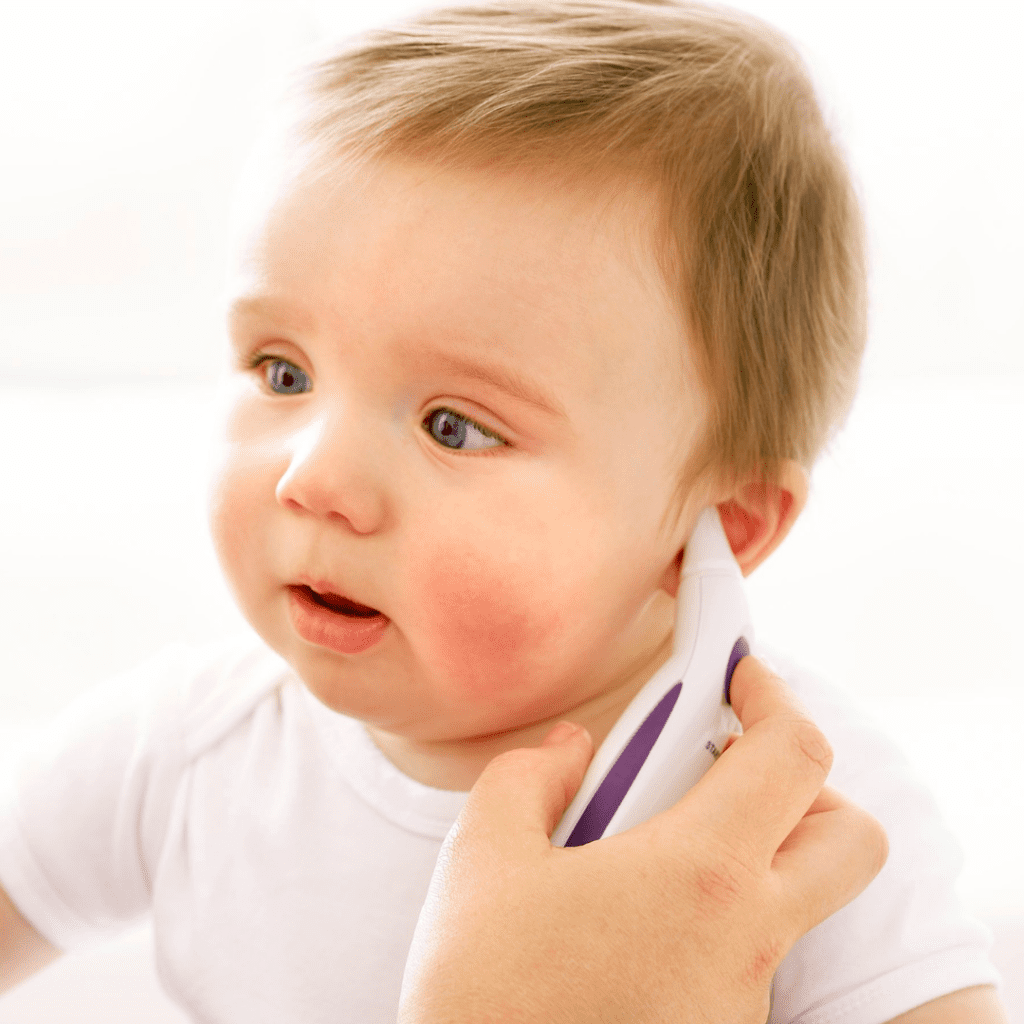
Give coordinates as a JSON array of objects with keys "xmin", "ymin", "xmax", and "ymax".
[{"xmin": 210, "ymin": 0, "xmax": 866, "ymax": 789}]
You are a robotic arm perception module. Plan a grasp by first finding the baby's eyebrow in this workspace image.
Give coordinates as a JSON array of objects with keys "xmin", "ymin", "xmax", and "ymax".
[{"xmin": 403, "ymin": 347, "xmax": 568, "ymax": 420}]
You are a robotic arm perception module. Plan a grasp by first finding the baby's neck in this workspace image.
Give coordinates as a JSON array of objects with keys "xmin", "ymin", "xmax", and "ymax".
[{"xmin": 362, "ymin": 621, "xmax": 675, "ymax": 793}]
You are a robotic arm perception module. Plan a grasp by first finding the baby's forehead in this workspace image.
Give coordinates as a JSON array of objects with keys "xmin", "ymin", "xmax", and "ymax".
[
  {"xmin": 237, "ymin": 142, "xmax": 674, "ymax": 308},
  {"xmin": 239, "ymin": 130, "xmax": 666, "ymax": 250}
]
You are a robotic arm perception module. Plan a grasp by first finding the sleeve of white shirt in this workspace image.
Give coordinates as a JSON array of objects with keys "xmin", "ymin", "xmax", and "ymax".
[
  {"xmin": 755, "ymin": 642, "xmax": 1002, "ymax": 1024},
  {"xmin": 0, "ymin": 643, "xmax": 196, "ymax": 951}
]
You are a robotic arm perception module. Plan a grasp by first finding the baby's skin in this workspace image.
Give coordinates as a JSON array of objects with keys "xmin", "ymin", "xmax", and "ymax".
[{"xmin": 210, "ymin": 147, "xmax": 806, "ymax": 793}]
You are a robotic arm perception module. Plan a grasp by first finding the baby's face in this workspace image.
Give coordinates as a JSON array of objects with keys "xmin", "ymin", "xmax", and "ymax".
[{"xmin": 210, "ymin": 149, "xmax": 711, "ymax": 789}]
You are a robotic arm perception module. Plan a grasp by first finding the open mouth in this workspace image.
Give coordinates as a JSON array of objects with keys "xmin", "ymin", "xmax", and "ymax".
[{"xmin": 299, "ymin": 585, "xmax": 381, "ymax": 618}]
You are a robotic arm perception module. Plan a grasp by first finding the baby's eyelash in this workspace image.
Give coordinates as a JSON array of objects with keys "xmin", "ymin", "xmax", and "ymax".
[
  {"xmin": 244, "ymin": 352, "xmax": 283, "ymax": 373},
  {"xmin": 239, "ymin": 351, "xmax": 277, "ymax": 378}
]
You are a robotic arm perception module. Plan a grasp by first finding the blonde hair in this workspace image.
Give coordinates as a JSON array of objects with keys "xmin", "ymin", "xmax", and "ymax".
[{"xmin": 279, "ymin": 0, "xmax": 867, "ymax": 532}]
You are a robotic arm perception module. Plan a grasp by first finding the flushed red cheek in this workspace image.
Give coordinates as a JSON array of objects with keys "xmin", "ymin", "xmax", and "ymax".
[{"xmin": 410, "ymin": 542, "xmax": 568, "ymax": 703}]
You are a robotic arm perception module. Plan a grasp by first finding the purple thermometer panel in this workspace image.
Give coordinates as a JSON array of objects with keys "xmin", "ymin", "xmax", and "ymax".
[
  {"xmin": 724, "ymin": 636, "xmax": 749, "ymax": 704},
  {"xmin": 564, "ymin": 682, "xmax": 682, "ymax": 847}
]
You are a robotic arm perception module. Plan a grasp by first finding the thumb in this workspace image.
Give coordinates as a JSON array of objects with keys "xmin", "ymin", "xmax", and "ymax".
[{"xmin": 462, "ymin": 721, "xmax": 594, "ymax": 852}]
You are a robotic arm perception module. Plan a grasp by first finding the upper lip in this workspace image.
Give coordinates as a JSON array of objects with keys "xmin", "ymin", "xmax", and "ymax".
[{"xmin": 292, "ymin": 575, "xmax": 383, "ymax": 615}]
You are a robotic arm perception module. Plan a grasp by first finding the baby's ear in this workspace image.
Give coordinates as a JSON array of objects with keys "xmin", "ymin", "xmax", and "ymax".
[{"xmin": 717, "ymin": 462, "xmax": 809, "ymax": 578}]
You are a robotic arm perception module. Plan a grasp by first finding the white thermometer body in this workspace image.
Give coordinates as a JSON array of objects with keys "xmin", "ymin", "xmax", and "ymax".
[{"xmin": 550, "ymin": 506, "xmax": 750, "ymax": 847}]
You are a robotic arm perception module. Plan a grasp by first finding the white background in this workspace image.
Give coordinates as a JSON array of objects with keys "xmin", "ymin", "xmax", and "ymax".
[{"xmin": 1, "ymin": 1, "xmax": 1021, "ymax": 1021}]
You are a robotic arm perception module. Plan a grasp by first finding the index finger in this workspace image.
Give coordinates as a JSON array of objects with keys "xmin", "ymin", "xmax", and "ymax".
[
  {"xmin": 681, "ymin": 655, "xmax": 835, "ymax": 865},
  {"xmin": 728, "ymin": 656, "xmax": 831, "ymax": 771}
]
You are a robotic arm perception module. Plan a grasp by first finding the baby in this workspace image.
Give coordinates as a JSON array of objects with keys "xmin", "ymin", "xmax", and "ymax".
[{"xmin": 0, "ymin": 1, "xmax": 1007, "ymax": 1021}]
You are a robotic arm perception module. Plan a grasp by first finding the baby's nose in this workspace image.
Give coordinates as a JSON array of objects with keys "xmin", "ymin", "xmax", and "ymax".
[{"xmin": 275, "ymin": 413, "xmax": 384, "ymax": 529}]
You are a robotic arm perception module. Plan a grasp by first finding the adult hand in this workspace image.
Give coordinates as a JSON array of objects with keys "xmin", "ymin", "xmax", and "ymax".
[{"xmin": 398, "ymin": 656, "xmax": 889, "ymax": 1024}]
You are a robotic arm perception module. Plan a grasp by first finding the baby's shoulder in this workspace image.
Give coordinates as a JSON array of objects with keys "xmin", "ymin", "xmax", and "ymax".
[{"xmin": 60, "ymin": 631, "xmax": 297, "ymax": 770}]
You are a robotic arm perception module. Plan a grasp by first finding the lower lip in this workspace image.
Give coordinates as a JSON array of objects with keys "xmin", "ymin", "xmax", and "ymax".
[{"xmin": 287, "ymin": 586, "xmax": 391, "ymax": 655}]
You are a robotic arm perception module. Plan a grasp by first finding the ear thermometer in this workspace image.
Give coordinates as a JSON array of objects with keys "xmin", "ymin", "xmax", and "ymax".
[{"xmin": 550, "ymin": 505, "xmax": 750, "ymax": 847}]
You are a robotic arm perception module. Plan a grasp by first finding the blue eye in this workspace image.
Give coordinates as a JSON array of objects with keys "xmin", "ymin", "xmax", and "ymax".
[
  {"xmin": 262, "ymin": 358, "xmax": 310, "ymax": 395},
  {"xmin": 425, "ymin": 408, "xmax": 505, "ymax": 453}
]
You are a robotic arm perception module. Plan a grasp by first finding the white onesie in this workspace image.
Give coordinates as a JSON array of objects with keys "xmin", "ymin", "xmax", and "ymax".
[{"xmin": 0, "ymin": 632, "xmax": 1002, "ymax": 1023}]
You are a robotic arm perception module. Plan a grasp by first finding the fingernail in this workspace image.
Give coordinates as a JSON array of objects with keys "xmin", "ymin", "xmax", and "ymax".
[{"xmin": 545, "ymin": 721, "xmax": 580, "ymax": 745}]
